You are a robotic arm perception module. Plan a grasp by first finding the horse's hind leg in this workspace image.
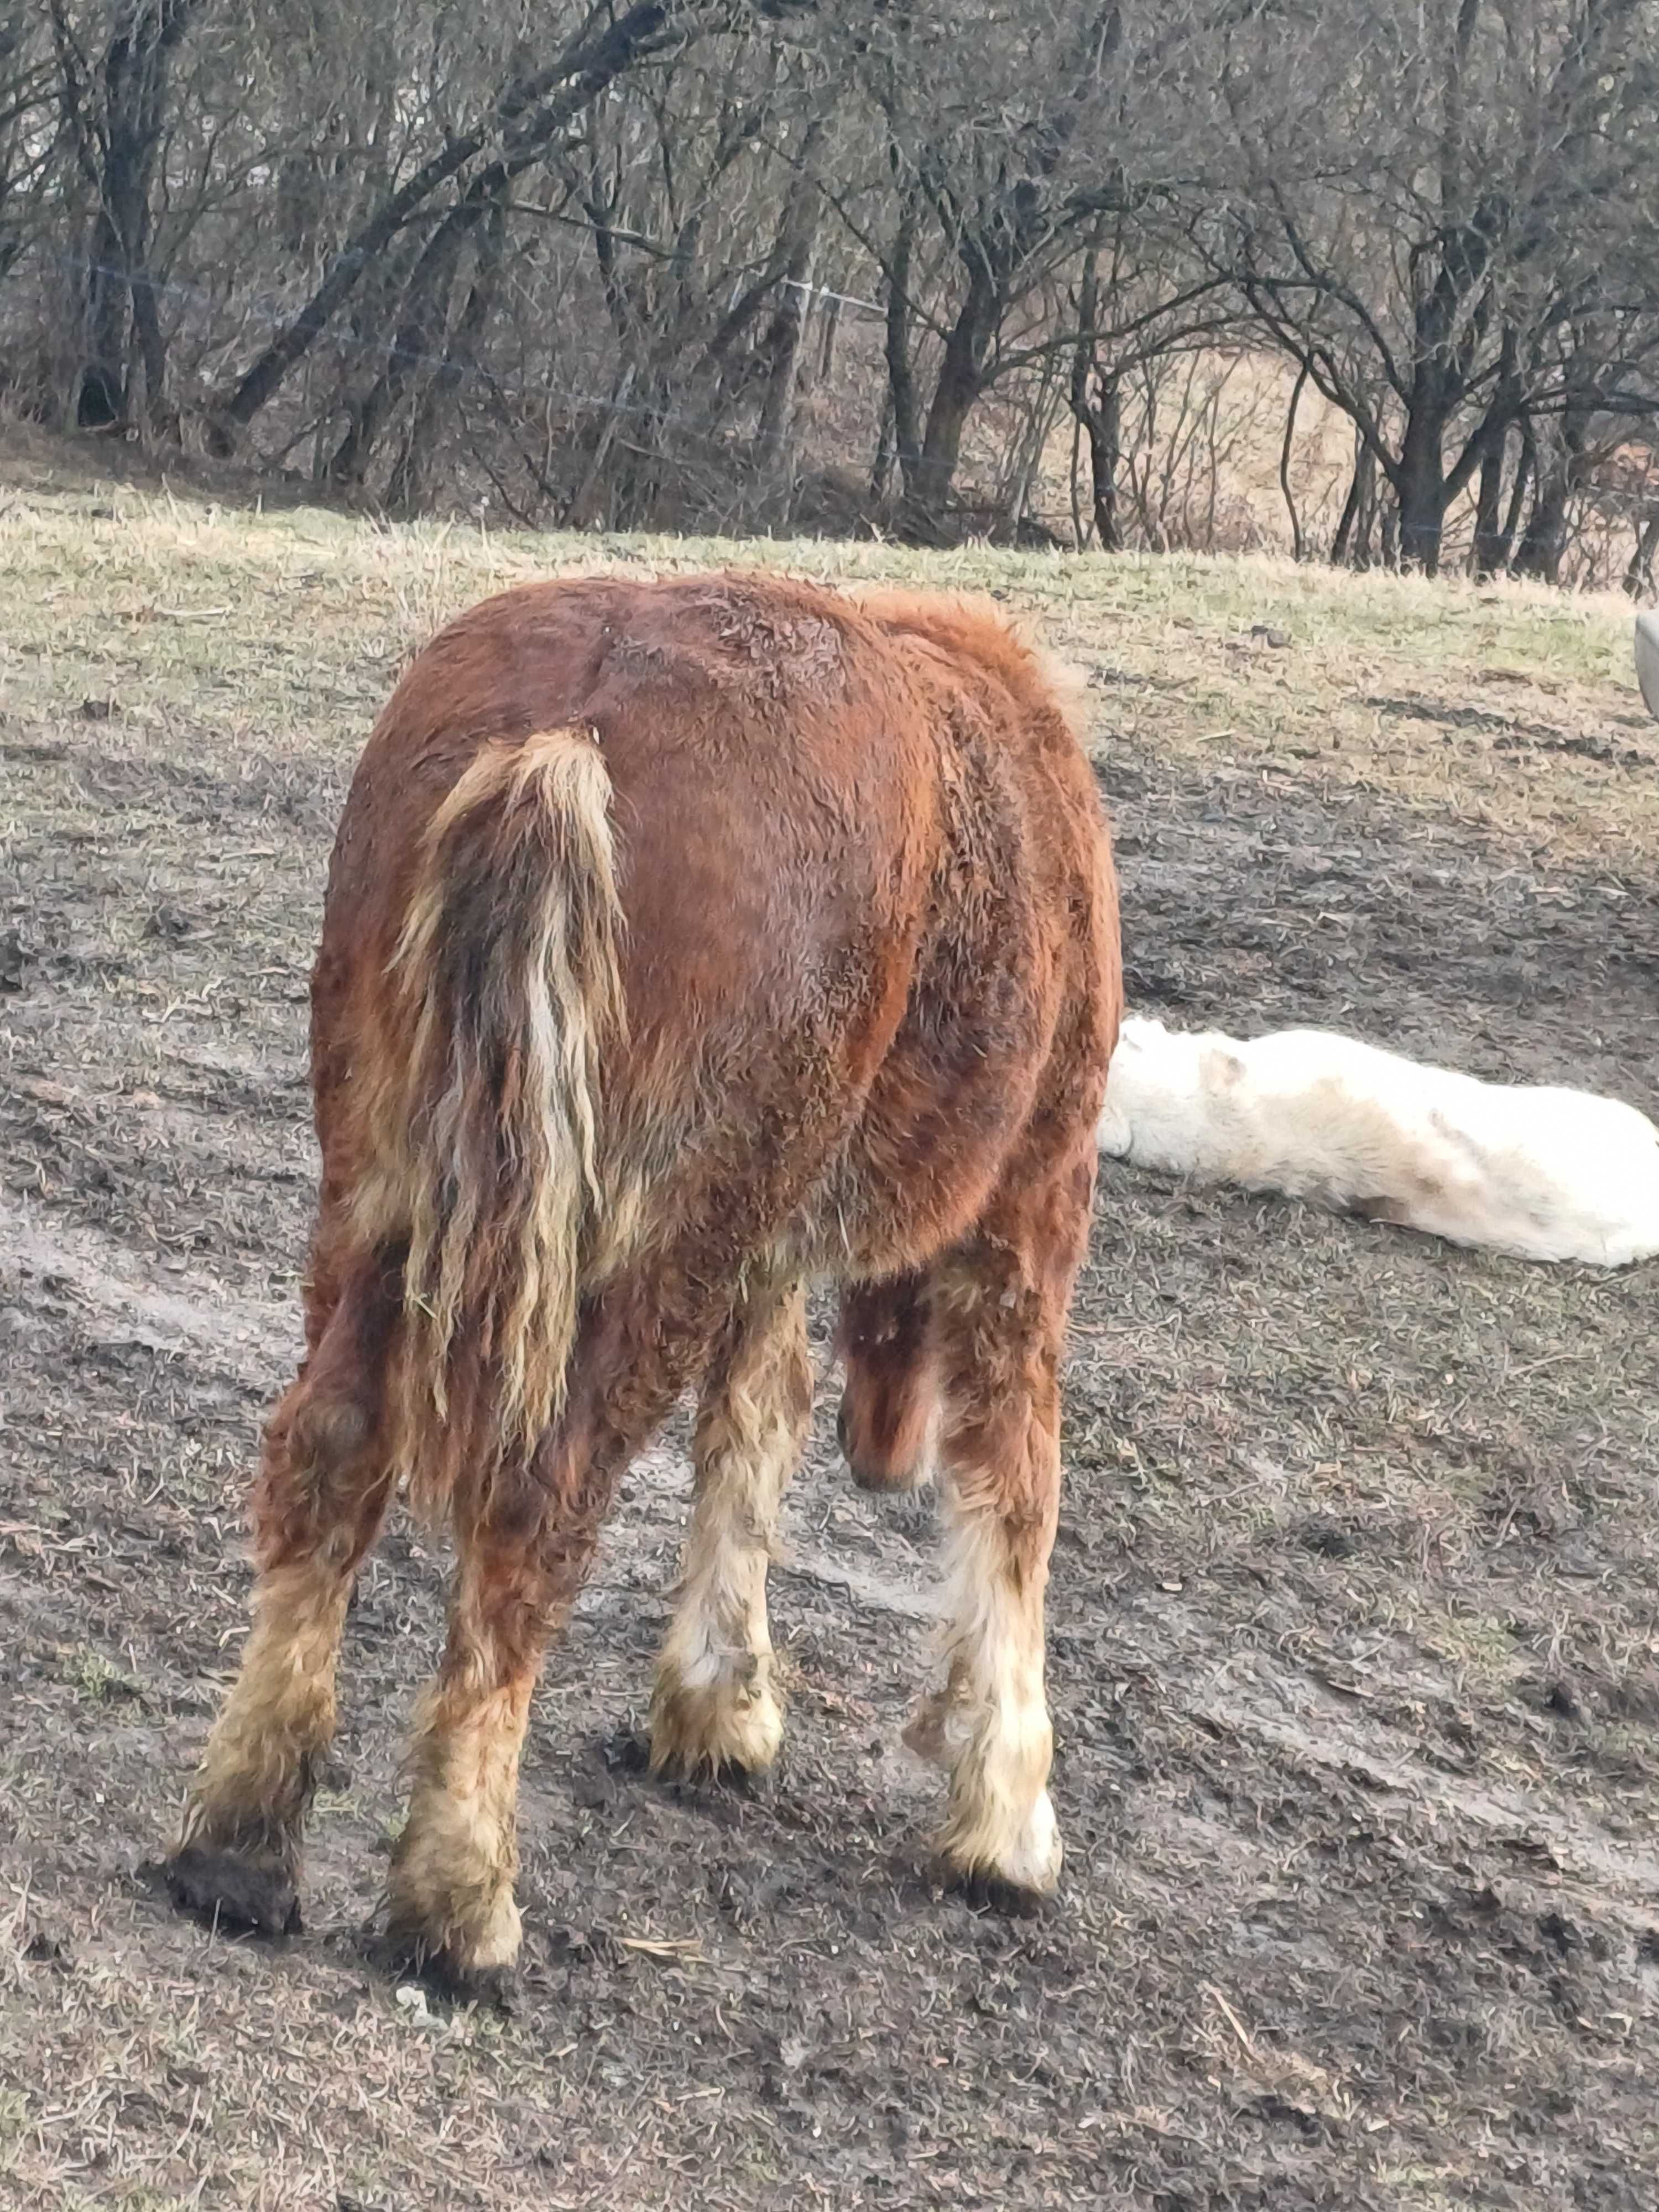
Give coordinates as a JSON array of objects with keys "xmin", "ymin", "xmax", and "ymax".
[
  {"xmin": 906, "ymin": 1143, "xmax": 1095, "ymax": 1903},
  {"xmin": 650, "ymin": 1272, "xmax": 812, "ymax": 1778},
  {"xmin": 168, "ymin": 1235, "xmax": 399, "ymax": 1935},
  {"xmin": 385, "ymin": 1261, "xmax": 741, "ymax": 1986},
  {"xmin": 384, "ymin": 1479, "xmax": 560, "ymax": 1986}
]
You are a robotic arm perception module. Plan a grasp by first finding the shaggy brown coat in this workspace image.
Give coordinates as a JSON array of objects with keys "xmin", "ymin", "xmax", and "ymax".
[{"xmin": 166, "ymin": 568, "xmax": 1121, "ymax": 1984}]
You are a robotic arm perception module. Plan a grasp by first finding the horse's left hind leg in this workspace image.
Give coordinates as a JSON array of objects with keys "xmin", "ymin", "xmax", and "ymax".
[
  {"xmin": 384, "ymin": 1487, "xmax": 559, "ymax": 1986},
  {"xmin": 384, "ymin": 1258, "xmax": 745, "ymax": 1987},
  {"xmin": 650, "ymin": 1274, "xmax": 812, "ymax": 1778}
]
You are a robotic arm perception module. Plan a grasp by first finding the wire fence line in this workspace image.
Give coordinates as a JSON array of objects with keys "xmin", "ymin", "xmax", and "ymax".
[{"xmin": 24, "ymin": 244, "xmax": 842, "ymax": 447}]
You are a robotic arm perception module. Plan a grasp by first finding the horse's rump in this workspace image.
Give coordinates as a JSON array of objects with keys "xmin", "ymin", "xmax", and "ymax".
[{"xmin": 319, "ymin": 568, "xmax": 1118, "ymax": 1357}]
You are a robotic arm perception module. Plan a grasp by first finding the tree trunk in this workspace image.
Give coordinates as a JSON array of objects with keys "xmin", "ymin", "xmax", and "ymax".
[
  {"xmin": 1331, "ymin": 434, "xmax": 1378, "ymax": 569},
  {"xmin": 904, "ymin": 342, "xmax": 975, "ymax": 536},
  {"xmin": 816, "ymin": 292, "xmax": 840, "ymax": 385},
  {"xmin": 1514, "ymin": 408, "xmax": 1590, "ymax": 583},
  {"xmin": 753, "ymin": 264, "xmax": 808, "ymax": 486},
  {"xmin": 327, "ymin": 178, "xmax": 495, "ymax": 489},
  {"xmin": 563, "ymin": 363, "xmax": 637, "ymax": 529},
  {"xmin": 1066, "ymin": 243, "xmax": 1121, "ymax": 553},
  {"xmin": 1075, "ymin": 368, "xmax": 1121, "ymax": 552},
  {"xmin": 869, "ymin": 389, "xmax": 896, "ymax": 503},
  {"xmin": 1470, "ymin": 418, "xmax": 1510, "ymax": 578},
  {"xmin": 74, "ymin": 0, "xmax": 198, "ymax": 431},
  {"xmin": 385, "ymin": 196, "xmax": 509, "ymax": 517},
  {"xmin": 208, "ymin": 1, "xmax": 705, "ymax": 450},
  {"xmin": 1395, "ymin": 392, "xmax": 1448, "ymax": 574},
  {"xmin": 1515, "ymin": 471, "xmax": 1569, "ymax": 583},
  {"xmin": 1468, "ymin": 330, "xmax": 1521, "ymax": 578},
  {"xmin": 1624, "ymin": 508, "xmax": 1659, "ymax": 602},
  {"xmin": 1279, "ymin": 359, "xmax": 1309, "ymax": 561},
  {"xmin": 752, "ymin": 119, "xmax": 826, "ymax": 498},
  {"xmin": 1497, "ymin": 419, "xmax": 1534, "ymax": 570},
  {"xmin": 881, "ymin": 195, "xmax": 922, "ymax": 517},
  {"xmin": 901, "ymin": 259, "xmax": 999, "ymax": 542},
  {"xmin": 81, "ymin": 200, "xmax": 131, "ymax": 426}
]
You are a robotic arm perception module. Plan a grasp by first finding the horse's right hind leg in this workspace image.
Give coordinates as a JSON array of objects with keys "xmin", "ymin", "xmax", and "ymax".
[
  {"xmin": 384, "ymin": 1484, "xmax": 557, "ymax": 1985},
  {"xmin": 904, "ymin": 1146, "xmax": 1096, "ymax": 1905},
  {"xmin": 168, "ymin": 1243, "xmax": 398, "ymax": 1935}
]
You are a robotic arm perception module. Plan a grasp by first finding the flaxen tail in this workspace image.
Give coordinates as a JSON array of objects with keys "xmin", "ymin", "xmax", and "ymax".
[{"xmin": 369, "ymin": 727, "xmax": 625, "ymax": 1521}]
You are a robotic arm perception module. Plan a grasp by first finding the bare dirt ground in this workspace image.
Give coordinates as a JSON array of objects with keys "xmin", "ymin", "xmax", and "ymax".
[{"xmin": 2, "ymin": 426, "xmax": 1658, "ymax": 2209}]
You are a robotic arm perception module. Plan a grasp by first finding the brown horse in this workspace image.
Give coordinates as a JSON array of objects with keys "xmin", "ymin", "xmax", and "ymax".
[{"xmin": 165, "ymin": 568, "xmax": 1121, "ymax": 1987}]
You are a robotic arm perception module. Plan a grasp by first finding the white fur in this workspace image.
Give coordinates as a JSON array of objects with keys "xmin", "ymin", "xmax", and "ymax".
[
  {"xmin": 1097, "ymin": 1015, "xmax": 1659, "ymax": 1266},
  {"xmin": 919, "ymin": 1501, "xmax": 1063, "ymax": 1896}
]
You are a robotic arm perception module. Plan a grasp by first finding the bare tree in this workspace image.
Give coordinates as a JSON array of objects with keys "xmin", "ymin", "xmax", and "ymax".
[
  {"xmin": 852, "ymin": 2, "xmax": 1158, "ymax": 540},
  {"xmin": 207, "ymin": 2, "xmax": 740, "ymax": 452},
  {"xmin": 48, "ymin": 0, "xmax": 201, "ymax": 429},
  {"xmin": 1206, "ymin": 0, "xmax": 1659, "ymax": 572},
  {"xmin": 0, "ymin": 0, "xmax": 1654, "ymax": 566}
]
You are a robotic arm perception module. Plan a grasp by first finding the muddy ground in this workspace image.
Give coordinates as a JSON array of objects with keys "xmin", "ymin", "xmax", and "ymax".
[{"xmin": 2, "ymin": 476, "xmax": 1659, "ymax": 2208}]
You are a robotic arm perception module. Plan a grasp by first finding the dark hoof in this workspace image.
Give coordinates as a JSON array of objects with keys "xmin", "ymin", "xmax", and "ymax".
[
  {"xmin": 371, "ymin": 1930, "xmax": 519, "ymax": 2013},
  {"xmin": 670, "ymin": 1756, "xmax": 771, "ymax": 1799},
  {"xmin": 598, "ymin": 1723, "xmax": 652, "ymax": 1776},
  {"xmin": 954, "ymin": 1867, "xmax": 1052, "ymax": 1921},
  {"xmin": 164, "ymin": 1845, "xmax": 302, "ymax": 1938},
  {"xmin": 645, "ymin": 1747, "xmax": 770, "ymax": 1802},
  {"xmin": 422, "ymin": 1956, "xmax": 520, "ymax": 2014}
]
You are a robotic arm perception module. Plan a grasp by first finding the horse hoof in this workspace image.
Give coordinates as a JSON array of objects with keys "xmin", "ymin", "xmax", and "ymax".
[
  {"xmin": 951, "ymin": 1864, "xmax": 1053, "ymax": 1920},
  {"xmin": 648, "ymin": 1670, "xmax": 785, "ymax": 1783},
  {"xmin": 164, "ymin": 1844, "xmax": 302, "ymax": 1937},
  {"xmin": 938, "ymin": 1786, "xmax": 1063, "ymax": 1913},
  {"xmin": 371, "ymin": 1929, "xmax": 520, "ymax": 2012},
  {"xmin": 413, "ymin": 1953, "xmax": 519, "ymax": 2014},
  {"xmin": 374, "ymin": 1929, "xmax": 522, "ymax": 2017}
]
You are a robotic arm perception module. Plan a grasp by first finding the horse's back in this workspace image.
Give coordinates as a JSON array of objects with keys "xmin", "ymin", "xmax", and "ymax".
[{"xmin": 320, "ymin": 568, "xmax": 1117, "ymax": 1276}]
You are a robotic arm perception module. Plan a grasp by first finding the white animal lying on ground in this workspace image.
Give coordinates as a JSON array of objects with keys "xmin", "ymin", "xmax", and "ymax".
[{"xmin": 1096, "ymin": 1016, "xmax": 1659, "ymax": 1265}]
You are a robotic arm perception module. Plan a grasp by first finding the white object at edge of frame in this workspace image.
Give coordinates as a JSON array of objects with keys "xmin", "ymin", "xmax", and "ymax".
[{"xmin": 1636, "ymin": 610, "xmax": 1659, "ymax": 721}]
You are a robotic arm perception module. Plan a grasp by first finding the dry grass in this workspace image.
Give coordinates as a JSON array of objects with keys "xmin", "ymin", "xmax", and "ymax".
[
  {"xmin": 3, "ymin": 422, "xmax": 1659, "ymax": 2210},
  {"xmin": 2, "ymin": 421, "xmax": 1652, "ymax": 870}
]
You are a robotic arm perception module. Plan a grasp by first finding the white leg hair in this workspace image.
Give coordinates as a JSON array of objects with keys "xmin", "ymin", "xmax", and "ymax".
[
  {"xmin": 906, "ymin": 1483, "xmax": 1062, "ymax": 1897},
  {"xmin": 388, "ymin": 1668, "xmax": 531, "ymax": 1975},
  {"xmin": 650, "ymin": 1277, "xmax": 811, "ymax": 1777}
]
